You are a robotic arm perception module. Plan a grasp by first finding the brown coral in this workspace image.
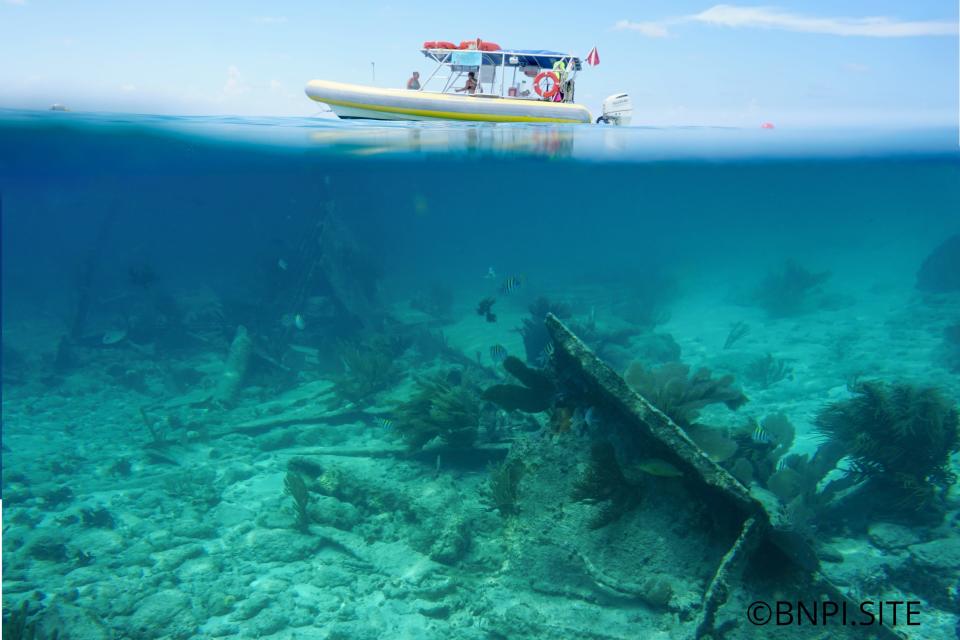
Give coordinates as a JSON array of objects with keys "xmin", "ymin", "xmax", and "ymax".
[{"xmin": 624, "ymin": 361, "xmax": 747, "ymax": 427}]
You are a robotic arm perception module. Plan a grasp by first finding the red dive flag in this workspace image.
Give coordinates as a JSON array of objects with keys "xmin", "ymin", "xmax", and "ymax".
[{"xmin": 586, "ymin": 47, "xmax": 600, "ymax": 66}]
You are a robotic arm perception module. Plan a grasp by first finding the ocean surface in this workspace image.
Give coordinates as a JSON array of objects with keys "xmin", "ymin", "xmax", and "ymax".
[{"xmin": 2, "ymin": 109, "xmax": 959, "ymax": 639}]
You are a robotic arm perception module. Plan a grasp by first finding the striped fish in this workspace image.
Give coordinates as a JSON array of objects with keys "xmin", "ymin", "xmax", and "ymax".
[
  {"xmin": 542, "ymin": 341, "xmax": 555, "ymax": 358},
  {"xmin": 776, "ymin": 457, "xmax": 789, "ymax": 472},
  {"xmin": 501, "ymin": 274, "xmax": 524, "ymax": 294},
  {"xmin": 490, "ymin": 344, "xmax": 508, "ymax": 363},
  {"xmin": 374, "ymin": 417, "xmax": 394, "ymax": 430},
  {"xmin": 752, "ymin": 424, "xmax": 771, "ymax": 444}
]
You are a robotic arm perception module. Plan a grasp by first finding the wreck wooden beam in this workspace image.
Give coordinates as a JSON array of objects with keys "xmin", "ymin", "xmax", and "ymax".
[
  {"xmin": 695, "ymin": 516, "xmax": 765, "ymax": 639},
  {"xmin": 545, "ymin": 313, "xmax": 761, "ymax": 516}
]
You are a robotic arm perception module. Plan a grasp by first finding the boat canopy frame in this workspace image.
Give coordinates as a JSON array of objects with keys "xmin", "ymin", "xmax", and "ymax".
[{"xmin": 418, "ymin": 47, "xmax": 581, "ymax": 101}]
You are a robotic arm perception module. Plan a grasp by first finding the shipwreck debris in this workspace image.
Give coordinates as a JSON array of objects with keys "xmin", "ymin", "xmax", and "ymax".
[{"xmin": 543, "ymin": 313, "xmax": 908, "ymax": 640}]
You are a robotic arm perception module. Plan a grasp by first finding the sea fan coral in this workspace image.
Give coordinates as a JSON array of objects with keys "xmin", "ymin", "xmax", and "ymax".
[
  {"xmin": 744, "ymin": 353, "xmax": 792, "ymax": 389},
  {"xmin": 753, "ymin": 260, "xmax": 830, "ymax": 317},
  {"xmin": 624, "ymin": 361, "xmax": 747, "ymax": 427}
]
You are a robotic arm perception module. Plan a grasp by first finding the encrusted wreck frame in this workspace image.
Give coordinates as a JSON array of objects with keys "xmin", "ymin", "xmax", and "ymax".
[{"xmin": 544, "ymin": 313, "xmax": 906, "ymax": 640}]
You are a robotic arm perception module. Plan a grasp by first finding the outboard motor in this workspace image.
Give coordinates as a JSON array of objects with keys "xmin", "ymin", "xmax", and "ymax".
[{"xmin": 597, "ymin": 93, "xmax": 632, "ymax": 125}]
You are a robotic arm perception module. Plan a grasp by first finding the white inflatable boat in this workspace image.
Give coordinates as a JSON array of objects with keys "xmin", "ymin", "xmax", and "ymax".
[
  {"xmin": 305, "ymin": 79, "xmax": 592, "ymax": 124},
  {"xmin": 305, "ymin": 42, "xmax": 631, "ymax": 125}
]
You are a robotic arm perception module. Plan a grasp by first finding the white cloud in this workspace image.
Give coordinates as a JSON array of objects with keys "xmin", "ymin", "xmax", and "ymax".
[
  {"xmin": 223, "ymin": 65, "xmax": 249, "ymax": 96},
  {"xmin": 614, "ymin": 19, "xmax": 670, "ymax": 38},
  {"xmin": 4, "ymin": 0, "xmax": 27, "ymax": 5},
  {"xmin": 692, "ymin": 5, "xmax": 957, "ymax": 37},
  {"xmin": 842, "ymin": 62, "xmax": 870, "ymax": 73},
  {"xmin": 252, "ymin": 16, "xmax": 287, "ymax": 24},
  {"xmin": 121, "ymin": 83, "xmax": 137, "ymax": 92},
  {"xmin": 616, "ymin": 4, "xmax": 958, "ymax": 39}
]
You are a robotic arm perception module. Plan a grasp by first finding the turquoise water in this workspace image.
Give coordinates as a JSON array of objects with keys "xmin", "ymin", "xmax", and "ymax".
[{"xmin": 2, "ymin": 110, "xmax": 959, "ymax": 639}]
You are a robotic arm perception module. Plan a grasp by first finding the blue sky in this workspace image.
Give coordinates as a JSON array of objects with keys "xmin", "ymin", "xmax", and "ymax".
[{"xmin": 1, "ymin": 1, "xmax": 957, "ymax": 125}]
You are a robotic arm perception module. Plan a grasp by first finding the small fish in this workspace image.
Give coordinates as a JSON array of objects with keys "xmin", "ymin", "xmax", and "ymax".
[
  {"xmin": 538, "ymin": 341, "xmax": 555, "ymax": 364},
  {"xmin": 484, "ymin": 266, "xmax": 497, "ymax": 280},
  {"xmin": 294, "ymin": 313, "xmax": 306, "ymax": 330},
  {"xmin": 636, "ymin": 458, "xmax": 683, "ymax": 478},
  {"xmin": 278, "ymin": 258, "xmax": 289, "ymax": 271},
  {"xmin": 752, "ymin": 424, "xmax": 771, "ymax": 444},
  {"xmin": 490, "ymin": 344, "xmax": 508, "ymax": 363},
  {"xmin": 374, "ymin": 417, "xmax": 394, "ymax": 430},
  {"xmin": 584, "ymin": 406, "xmax": 598, "ymax": 428},
  {"xmin": 776, "ymin": 457, "xmax": 788, "ymax": 472},
  {"xmin": 501, "ymin": 274, "xmax": 524, "ymax": 294}
]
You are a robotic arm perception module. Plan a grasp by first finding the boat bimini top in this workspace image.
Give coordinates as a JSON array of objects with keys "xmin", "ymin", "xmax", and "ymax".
[{"xmin": 418, "ymin": 42, "xmax": 582, "ymax": 102}]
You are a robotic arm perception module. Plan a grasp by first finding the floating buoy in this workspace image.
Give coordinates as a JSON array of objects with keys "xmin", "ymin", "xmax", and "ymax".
[{"xmin": 761, "ymin": 122, "xmax": 775, "ymax": 129}]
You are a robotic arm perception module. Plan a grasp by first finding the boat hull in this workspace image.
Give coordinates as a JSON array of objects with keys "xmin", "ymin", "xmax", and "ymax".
[{"xmin": 305, "ymin": 80, "xmax": 591, "ymax": 124}]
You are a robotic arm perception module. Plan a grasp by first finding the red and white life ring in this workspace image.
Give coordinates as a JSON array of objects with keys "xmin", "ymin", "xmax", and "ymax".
[{"xmin": 533, "ymin": 71, "xmax": 560, "ymax": 98}]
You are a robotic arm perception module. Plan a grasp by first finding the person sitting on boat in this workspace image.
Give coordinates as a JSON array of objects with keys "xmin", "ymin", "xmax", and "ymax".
[
  {"xmin": 455, "ymin": 72, "xmax": 478, "ymax": 94},
  {"xmin": 406, "ymin": 71, "xmax": 421, "ymax": 90}
]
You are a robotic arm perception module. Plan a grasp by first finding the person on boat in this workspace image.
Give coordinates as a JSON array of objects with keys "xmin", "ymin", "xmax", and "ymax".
[
  {"xmin": 552, "ymin": 60, "xmax": 567, "ymax": 83},
  {"xmin": 551, "ymin": 59, "xmax": 567, "ymax": 102},
  {"xmin": 455, "ymin": 72, "xmax": 478, "ymax": 94},
  {"xmin": 406, "ymin": 72, "xmax": 421, "ymax": 90}
]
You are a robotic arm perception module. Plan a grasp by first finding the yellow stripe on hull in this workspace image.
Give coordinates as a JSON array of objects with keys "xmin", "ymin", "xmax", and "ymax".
[
  {"xmin": 321, "ymin": 98, "xmax": 583, "ymax": 123},
  {"xmin": 305, "ymin": 79, "xmax": 591, "ymax": 124}
]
